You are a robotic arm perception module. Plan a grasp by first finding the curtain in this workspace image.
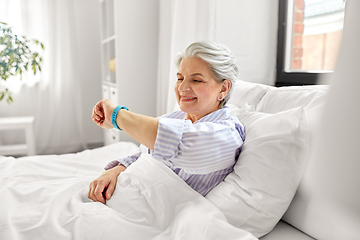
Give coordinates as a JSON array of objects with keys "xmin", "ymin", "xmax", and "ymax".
[
  {"xmin": 0, "ymin": 0, "xmax": 86, "ymax": 154},
  {"xmin": 157, "ymin": 0, "xmax": 217, "ymax": 116}
]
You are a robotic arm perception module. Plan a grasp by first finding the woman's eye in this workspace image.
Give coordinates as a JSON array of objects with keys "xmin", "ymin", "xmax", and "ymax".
[
  {"xmin": 193, "ymin": 80, "xmax": 202, "ymax": 83},
  {"xmin": 177, "ymin": 78, "xmax": 183, "ymax": 81}
]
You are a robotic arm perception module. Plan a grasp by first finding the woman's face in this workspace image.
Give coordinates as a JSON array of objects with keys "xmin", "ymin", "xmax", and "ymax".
[{"xmin": 175, "ymin": 57, "xmax": 229, "ymax": 122}]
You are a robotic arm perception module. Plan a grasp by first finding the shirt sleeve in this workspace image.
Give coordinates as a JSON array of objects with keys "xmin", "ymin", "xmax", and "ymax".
[
  {"xmin": 152, "ymin": 117, "xmax": 244, "ymax": 174},
  {"xmin": 104, "ymin": 151, "xmax": 142, "ymax": 170}
]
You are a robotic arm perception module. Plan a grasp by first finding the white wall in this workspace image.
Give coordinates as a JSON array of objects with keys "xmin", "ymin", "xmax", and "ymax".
[
  {"xmin": 113, "ymin": 0, "xmax": 159, "ymax": 144},
  {"xmin": 73, "ymin": 0, "xmax": 103, "ymax": 146},
  {"xmin": 114, "ymin": 0, "xmax": 159, "ymax": 118},
  {"xmin": 215, "ymin": 0, "xmax": 279, "ymax": 85}
]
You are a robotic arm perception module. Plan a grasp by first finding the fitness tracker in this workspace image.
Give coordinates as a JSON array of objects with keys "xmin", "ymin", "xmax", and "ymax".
[{"xmin": 111, "ymin": 105, "xmax": 129, "ymax": 130}]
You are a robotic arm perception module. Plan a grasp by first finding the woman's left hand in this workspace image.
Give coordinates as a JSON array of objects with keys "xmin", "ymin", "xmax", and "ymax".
[
  {"xmin": 88, "ymin": 164, "xmax": 126, "ymax": 204},
  {"xmin": 92, "ymin": 99, "xmax": 115, "ymax": 129}
]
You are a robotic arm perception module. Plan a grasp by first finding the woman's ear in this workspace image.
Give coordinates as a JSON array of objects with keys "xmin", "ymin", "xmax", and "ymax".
[{"xmin": 220, "ymin": 79, "xmax": 231, "ymax": 96}]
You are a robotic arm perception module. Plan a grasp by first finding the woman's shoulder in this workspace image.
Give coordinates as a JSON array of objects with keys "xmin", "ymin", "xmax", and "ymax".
[{"xmin": 213, "ymin": 108, "xmax": 246, "ymax": 141}]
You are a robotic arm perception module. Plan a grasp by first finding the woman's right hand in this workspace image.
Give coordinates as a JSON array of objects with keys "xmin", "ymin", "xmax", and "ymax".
[
  {"xmin": 91, "ymin": 99, "xmax": 116, "ymax": 129},
  {"xmin": 88, "ymin": 164, "xmax": 126, "ymax": 204}
]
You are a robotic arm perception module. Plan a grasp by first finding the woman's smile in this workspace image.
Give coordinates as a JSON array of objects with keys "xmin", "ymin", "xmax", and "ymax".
[{"xmin": 180, "ymin": 96, "xmax": 197, "ymax": 102}]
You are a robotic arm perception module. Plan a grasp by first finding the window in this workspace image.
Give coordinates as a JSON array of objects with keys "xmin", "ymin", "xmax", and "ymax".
[{"xmin": 276, "ymin": 0, "xmax": 345, "ymax": 86}]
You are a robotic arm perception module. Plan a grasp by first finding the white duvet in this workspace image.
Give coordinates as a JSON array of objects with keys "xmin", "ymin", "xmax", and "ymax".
[{"xmin": 0, "ymin": 142, "xmax": 256, "ymax": 240}]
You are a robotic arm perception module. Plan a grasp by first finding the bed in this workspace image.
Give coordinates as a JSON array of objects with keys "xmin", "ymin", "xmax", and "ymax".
[{"xmin": 1, "ymin": 80, "xmax": 326, "ymax": 239}]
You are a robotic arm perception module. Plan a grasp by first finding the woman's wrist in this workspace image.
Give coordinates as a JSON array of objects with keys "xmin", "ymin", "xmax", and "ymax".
[
  {"xmin": 110, "ymin": 164, "xmax": 126, "ymax": 175},
  {"xmin": 112, "ymin": 106, "xmax": 129, "ymax": 130},
  {"xmin": 115, "ymin": 108, "xmax": 128, "ymax": 131}
]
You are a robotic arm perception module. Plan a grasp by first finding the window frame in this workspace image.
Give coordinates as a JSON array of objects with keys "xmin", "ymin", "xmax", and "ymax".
[{"xmin": 276, "ymin": 0, "xmax": 333, "ymax": 87}]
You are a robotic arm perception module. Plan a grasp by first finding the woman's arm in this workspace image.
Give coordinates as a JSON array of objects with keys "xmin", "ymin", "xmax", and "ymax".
[
  {"xmin": 92, "ymin": 99, "xmax": 159, "ymax": 150},
  {"xmin": 116, "ymin": 110, "xmax": 158, "ymax": 151}
]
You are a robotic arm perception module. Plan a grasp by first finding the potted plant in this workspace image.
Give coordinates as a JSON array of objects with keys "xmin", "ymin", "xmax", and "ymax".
[{"xmin": 0, "ymin": 22, "xmax": 44, "ymax": 104}]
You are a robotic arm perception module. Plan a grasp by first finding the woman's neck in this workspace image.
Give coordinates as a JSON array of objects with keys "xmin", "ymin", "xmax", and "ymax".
[{"xmin": 186, "ymin": 107, "xmax": 222, "ymax": 123}]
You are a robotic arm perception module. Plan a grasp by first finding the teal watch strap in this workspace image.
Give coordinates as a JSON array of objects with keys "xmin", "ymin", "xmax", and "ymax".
[{"xmin": 111, "ymin": 105, "xmax": 129, "ymax": 130}]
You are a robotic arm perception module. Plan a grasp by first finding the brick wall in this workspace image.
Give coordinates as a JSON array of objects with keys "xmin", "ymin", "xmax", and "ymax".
[
  {"xmin": 292, "ymin": 0, "xmax": 305, "ymax": 69},
  {"xmin": 302, "ymin": 30, "xmax": 343, "ymax": 70},
  {"xmin": 291, "ymin": 0, "xmax": 343, "ymax": 70}
]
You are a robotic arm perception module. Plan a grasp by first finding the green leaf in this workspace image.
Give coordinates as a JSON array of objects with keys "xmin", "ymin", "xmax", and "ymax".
[
  {"xmin": 32, "ymin": 64, "xmax": 36, "ymax": 74},
  {"xmin": 0, "ymin": 92, "xmax": 4, "ymax": 101},
  {"xmin": 9, "ymin": 52, "xmax": 14, "ymax": 63},
  {"xmin": 7, "ymin": 95, "xmax": 13, "ymax": 104}
]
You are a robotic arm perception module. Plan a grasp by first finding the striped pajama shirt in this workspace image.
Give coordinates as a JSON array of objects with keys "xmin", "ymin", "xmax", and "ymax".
[{"xmin": 105, "ymin": 106, "xmax": 245, "ymax": 196}]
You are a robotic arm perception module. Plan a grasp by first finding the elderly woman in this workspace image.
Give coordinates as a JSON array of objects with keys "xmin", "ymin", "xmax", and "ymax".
[{"xmin": 88, "ymin": 41, "xmax": 245, "ymax": 204}]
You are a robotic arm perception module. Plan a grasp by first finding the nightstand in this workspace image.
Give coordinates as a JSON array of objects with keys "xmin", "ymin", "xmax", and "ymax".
[{"xmin": 0, "ymin": 116, "xmax": 36, "ymax": 156}]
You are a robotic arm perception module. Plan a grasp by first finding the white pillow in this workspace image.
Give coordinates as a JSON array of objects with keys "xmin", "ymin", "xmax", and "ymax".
[
  {"xmin": 227, "ymin": 80, "xmax": 270, "ymax": 108},
  {"xmin": 206, "ymin": 104, "xmax": 310, "ymax": 238}
]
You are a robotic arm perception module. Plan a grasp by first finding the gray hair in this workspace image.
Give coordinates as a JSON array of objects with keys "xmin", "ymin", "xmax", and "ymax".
[{"xmin": 175, "ymin": 41, "xmax": 238, "ymax": 108}]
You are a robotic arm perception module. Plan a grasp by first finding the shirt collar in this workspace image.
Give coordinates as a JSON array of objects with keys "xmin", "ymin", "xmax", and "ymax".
[{"xmin": 195, "ymin": 106, "xmax": 230, "ymax": 123}]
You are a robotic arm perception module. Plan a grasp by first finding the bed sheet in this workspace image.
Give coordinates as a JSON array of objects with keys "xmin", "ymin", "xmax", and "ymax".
[{"xmin": 0, "ymin": 142, "xmax": 256, "ymax": 240}]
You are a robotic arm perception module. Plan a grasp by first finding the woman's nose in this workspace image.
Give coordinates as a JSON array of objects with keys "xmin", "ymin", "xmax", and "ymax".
[{"xmin": 178, "ymin": 80, "xmax": 191, "ymax": 92}]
